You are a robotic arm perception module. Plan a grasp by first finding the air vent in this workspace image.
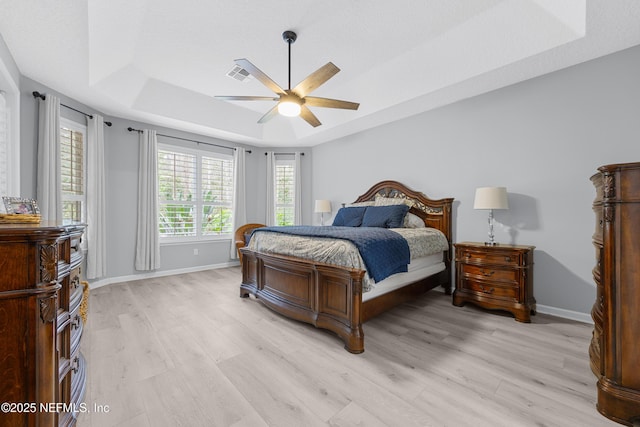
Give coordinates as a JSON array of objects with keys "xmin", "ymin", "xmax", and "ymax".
[{"xmin": 226, "ymin": 65, "xmax": 253, "ymax": 82}]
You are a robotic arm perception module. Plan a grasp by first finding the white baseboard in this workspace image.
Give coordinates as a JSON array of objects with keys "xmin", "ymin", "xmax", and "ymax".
[
  {"xmin": 87, "ymin": 261, "xmax": 240, "ymax": 289},
  {"xmin": 432, "ymin": 286, "xmax": 593, "ymax": 324},
  {"xmin": 536, "ymin": 304, "xmax": 593, "ymax": 324}
]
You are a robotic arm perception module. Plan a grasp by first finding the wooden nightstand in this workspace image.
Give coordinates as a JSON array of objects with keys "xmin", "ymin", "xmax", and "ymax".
[{"xmin": 453, "ymin": 242, "xmax": 536, "ymax": 322}]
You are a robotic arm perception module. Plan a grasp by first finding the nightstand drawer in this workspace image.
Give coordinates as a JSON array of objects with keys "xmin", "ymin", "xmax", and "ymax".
[
  {"xmin": 461, "ymin": 278, "xmax": 518, "ymax": 300},
  {"xmin": 460, "ymin": 264, "xmax": 518, "ymax": 283},
  {"xmin": 458, "ymin": 249, "xmax": 519, "ymax": 266}
]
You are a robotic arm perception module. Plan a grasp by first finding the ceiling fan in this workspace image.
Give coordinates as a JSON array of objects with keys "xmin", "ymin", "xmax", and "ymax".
[{"xmin": 215, "ymin": 30, "xmax": 359, "ymax": 128}]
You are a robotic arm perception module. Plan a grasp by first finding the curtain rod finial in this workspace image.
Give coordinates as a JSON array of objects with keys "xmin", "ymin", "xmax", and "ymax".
[{"xmin": 32, "ymin": 91, "xmax": 45, "ymax": 100}]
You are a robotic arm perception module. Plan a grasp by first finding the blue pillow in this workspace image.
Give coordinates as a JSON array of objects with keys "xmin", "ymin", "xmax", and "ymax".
[
  {"xmin": 332, "ymin": 206, "xmax": 367, "ymax": 227},
  {"xmin": 361, "ymin": 205, "xmax": 410, "ymax": 228}
]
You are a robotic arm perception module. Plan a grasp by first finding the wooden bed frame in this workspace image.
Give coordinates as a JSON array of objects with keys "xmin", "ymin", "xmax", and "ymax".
[{"xmin": 240, "ymin": 180, "xmax": 454, "ymax": 353}]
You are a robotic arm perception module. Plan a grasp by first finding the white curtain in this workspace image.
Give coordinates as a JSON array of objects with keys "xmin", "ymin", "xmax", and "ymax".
[
  {"xmin": 230, "ymin": 147, "xmax": 246, "ymax": 258},
  {"xmin": 0, "ymin": 91, "xmax": 8, "ymax": 198},
  {"xmin": 135, "ymin": 129, "xmax": 161, "ymax": 271},
  {"xmin": 265, "ymin": 151, "xmax": 276, "ymax": 226},
  {"xmin": 36, "ymin": 94, "xmax": 61, "ymax": 221},
  {"xmin": 294, "ymin": 152, "xmax": 302, "ymax": 225},
  {"xmin": 85, "ymin": 114, "xmax": 107, "ymax": 278}
]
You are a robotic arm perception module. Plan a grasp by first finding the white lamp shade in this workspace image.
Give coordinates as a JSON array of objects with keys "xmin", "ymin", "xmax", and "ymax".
[
  {"xmin": 314, "ymin": 199, "xmax": 331, "ymax": 213},
  {"xmin": 473, "ymin": 187, "xmax": 509, "ymax": 210}
]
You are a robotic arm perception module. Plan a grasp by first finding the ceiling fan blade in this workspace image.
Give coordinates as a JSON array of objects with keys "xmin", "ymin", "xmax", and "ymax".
[
  {"xmin": 292, "ymin": 62, "xmax": 340, "ymax": 98},
  {"xmin": 304, "ymin": 96, "xmax": 359, "ymax": 110},
  {"xmin": 235, "ymin": 58, "xmax": 286, "ymax": 95},
  {"xmin": 215, "ymin": 96, "xmax": 278, "ymax": 101},
  {"xmin": 299, "ymin": 105, "xmax": 321, "ymax": 127},
  {"xmin": 258, "ymin": 104, "xmax": 280, "ymax": 124}
]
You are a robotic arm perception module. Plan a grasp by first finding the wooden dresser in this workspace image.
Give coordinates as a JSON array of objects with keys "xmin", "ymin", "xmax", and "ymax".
[
  {"xmin": 0, "ymin": 222, "xmax": 86, "ymax": 427},
  {"xmin": 590, "ymin": 163, "xmax": 640, "ymax": 425},
  {"xmin": 453, "ymin": 242, "xmax": 536, "ymax": 322}
]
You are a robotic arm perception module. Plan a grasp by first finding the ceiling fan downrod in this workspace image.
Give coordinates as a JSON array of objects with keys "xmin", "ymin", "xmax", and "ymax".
[{"xmin": 282, "ymin": 31, "xmax": 297, "ymax": 91}]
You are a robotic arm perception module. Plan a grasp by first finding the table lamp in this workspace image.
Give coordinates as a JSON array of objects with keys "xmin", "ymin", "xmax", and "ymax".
[
  {"xmin": 315, "ymin": 200, "xmax": 331, "ymax": 225},
  {"xmin": 473, "ymin": 187, "xmax": 508, "ymax": 246}
]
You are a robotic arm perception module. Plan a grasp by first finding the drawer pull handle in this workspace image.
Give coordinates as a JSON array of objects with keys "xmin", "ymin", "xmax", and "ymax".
[
  {"xmin": 71, "ymin": 315, "xmax": 81, "ymax": 330},
  {"xmin": 504, "ymin": 256, "xmax": 512, "ymax": 262},
  {"xmin": 482, "ymin": 270, "xmax": 494, "ymax": 277},
  {"xmin": 479, "ymin": 285, "xmax": 495, "ymax": 294}
]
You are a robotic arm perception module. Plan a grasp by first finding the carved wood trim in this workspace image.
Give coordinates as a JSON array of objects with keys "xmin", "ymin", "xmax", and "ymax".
[
  {"xmin": 39, "ymin": 244, "xmax": 58, "ymax": 283},
  {"xmin": 39, "ymin": 294, "xmax": 57, "ymax": 323},
  {"xmin": 603, "ymin": 205, "xmax": 614, "ymax": 223},
  {"xmin": 603, "ymin": 174, "xmax": 615, "ymax": 199}
]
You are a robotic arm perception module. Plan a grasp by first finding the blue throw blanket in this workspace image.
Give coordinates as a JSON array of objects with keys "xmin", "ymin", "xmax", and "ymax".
[{"xmin": 254, "ymin": 226, "xmax": 410, "ymax": 282}]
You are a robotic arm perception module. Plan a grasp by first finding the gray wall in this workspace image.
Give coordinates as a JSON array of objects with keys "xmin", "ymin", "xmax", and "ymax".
[
  {"xmin": 18, "ymin": 76, "xmax": 312, "ymax": 282},
  {"xmin": 11, "ymin": 42, "xmax": 640, "ymax": 317},
  {"xmin": 311, "ymin": 45, "xmax": 640, "ymax": 318}
]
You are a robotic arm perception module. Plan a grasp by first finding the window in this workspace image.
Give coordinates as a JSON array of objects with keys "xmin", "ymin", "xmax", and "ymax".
[
  {"xmin": 275, "ymin": 159, "xmax": 295, "ymax": 226},
  {"xmin": 60, "ymin": 119, "xmax": 86, "ymax": 223},
  {"xmin": 158, "ymin": 145, "xmax": 234, "ymax": 239}
]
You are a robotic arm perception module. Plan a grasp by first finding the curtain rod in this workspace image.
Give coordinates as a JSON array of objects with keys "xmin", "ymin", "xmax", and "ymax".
[
  {"xmin": 127, "ymin": 127, "xmax": 251, "ymax": 153},
  {"xmin": 32, "ymin": 91, "xmax": 113, "ymax": 126},
  {"xmin": 265, "ymin": 152, "xmax": 305, "ymax": 156}
]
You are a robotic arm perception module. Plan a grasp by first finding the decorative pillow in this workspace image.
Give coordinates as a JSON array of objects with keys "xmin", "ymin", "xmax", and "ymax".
[
  {"xmin": 375, "ymin": 195, "xmax": 415, "ymax": 208},
  {"xmin": 361, "ymin": 204, "xmax": 410, "ymax": 228},
  {"xmin": 348, "ymin": 201, "xmax": 375, "ymax": 207},
  {"xmin": 404, "ymin": 212, "xmax": 426, "ymax": 228},
  {"xmin": 332, "ymin": 206, "xmax": 367, "ymax": 227}
]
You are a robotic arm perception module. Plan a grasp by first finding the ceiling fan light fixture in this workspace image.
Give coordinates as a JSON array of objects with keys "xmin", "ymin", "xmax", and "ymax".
[
  {"xmin": 215, "ymin": 30, "xmax": 359, "ymax": 127},
  {"xmin": 278, "ymin": 100, "xmax": 301, "ymax": 117}
]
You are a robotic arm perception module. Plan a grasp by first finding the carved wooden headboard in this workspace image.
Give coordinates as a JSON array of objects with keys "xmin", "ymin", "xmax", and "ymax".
[{"xmin": 353, "ymin": 180, "xmax": 454, "ymax": 256}]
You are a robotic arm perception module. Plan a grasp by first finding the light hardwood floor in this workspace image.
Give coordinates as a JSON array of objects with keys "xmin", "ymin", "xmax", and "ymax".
[{"xmin": 78, "ymin": 267, "xmax": 616, "ymax": 427}]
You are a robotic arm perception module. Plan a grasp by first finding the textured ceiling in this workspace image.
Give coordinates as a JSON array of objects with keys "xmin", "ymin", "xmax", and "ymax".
[{"xmin": 1, "ymin": 0, "xmax": 639, "ymax": 147}]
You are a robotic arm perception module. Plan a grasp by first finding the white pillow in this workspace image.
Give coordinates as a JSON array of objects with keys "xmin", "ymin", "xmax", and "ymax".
[
  {"xmin": 404, "ymin": 212, "xmax": 426, "ymax": 228},
  {"xmin": 348, "ymin": 201, "xmax": 375, "ymax": 207},
  {"xmin": 375, "ymin": 195, "xmax": 415, "ymax": 208}
]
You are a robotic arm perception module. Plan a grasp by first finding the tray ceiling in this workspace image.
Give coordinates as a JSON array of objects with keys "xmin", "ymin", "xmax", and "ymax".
[{"xmin": 1, "ymin": 0, "xmax": 639, "ymax": 146}]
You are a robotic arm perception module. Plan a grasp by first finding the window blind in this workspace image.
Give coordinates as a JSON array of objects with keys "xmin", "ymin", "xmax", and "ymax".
[
  {"xmin": 60, "ymin": 124, "xmax": 85, "ymax": 222},
  {"xmin": 158, "ymin": 146, "xmax": 234, "ymax": 238},
  {"xmin": 275, "ymin": 161, "xmax": 295, "ymax": 226}
]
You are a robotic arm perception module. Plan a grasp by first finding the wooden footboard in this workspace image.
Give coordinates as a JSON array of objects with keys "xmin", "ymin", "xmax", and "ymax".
[
  {"xmin": 240, "ymin": 247, "xmax": 450, "ymax": 353},
  {"xmin": 240, "ymin": 248, "xmax": 367, "ymax": 353}
]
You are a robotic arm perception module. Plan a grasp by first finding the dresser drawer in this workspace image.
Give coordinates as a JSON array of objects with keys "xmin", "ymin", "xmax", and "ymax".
[
  {"xmin": 457, "ymin": 249, "xmax": 520, "ymax": 266},
  {"xmin": 460, "ymin": 278, "xmax": 518, "ymax": 300},
  {"xmin": 460, "ymin": 264, "xmax": 518, "ymax": 283}
]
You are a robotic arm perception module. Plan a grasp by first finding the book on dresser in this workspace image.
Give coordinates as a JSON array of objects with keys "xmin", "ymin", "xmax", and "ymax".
[
  {"xmin": 590, "ymin": 163, "xmax": 640, "ymax": 426},
  {"xmin": 0, "ymin": 222, "xmax": 87, "ymax": 427}
]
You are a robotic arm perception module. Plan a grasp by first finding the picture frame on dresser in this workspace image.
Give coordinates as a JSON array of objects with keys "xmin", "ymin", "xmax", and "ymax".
[{"xmin": 2, "ymin": 196, "xmax": 40, "ymax": 214}]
